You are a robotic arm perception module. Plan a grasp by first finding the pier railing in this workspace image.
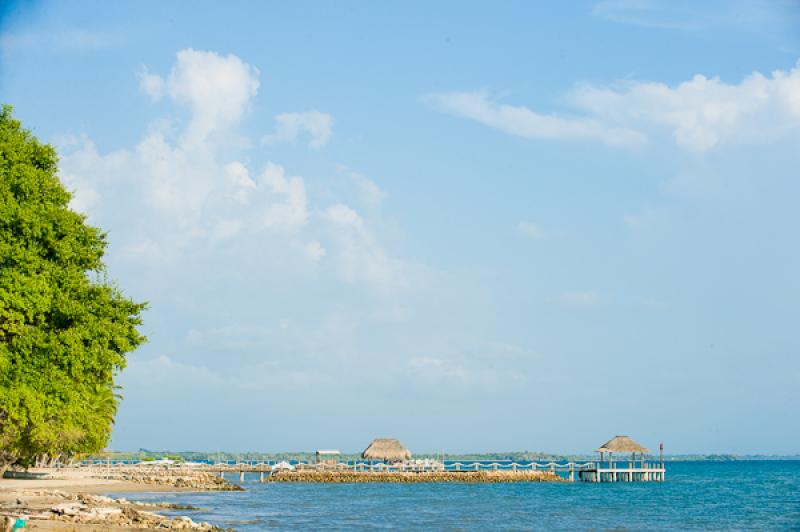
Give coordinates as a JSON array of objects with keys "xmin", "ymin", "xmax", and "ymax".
[
  {"xmin": 78, "ymin": 459, "xmax": 596, "ymax": 471},
  {"xmin": 76, "ymin": 458, "xmax": 664, "ymax": 482}
]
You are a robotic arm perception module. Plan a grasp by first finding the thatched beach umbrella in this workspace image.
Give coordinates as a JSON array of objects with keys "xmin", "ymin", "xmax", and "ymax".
[
  {"xmin": 596, "ymin": 435, "xmax": 648, "ymax": 464},
  {"xmin": 361, "ymin": 438, "xmax": 411, "ymax": 463}
]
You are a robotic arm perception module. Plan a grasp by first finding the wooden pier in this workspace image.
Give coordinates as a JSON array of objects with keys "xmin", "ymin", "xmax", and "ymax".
[
  {"xmin": 77, "ymin": 458, "xmax": 664, "ymax": 483},
  {"xmin": 195, "ymin": 459, "xmax": 664, "ymax": 483},
  {"xmin": 79, "ymin": 435, "xmax": 666, "ymax": 484},
  {"xmin": 579, "ymin": 462, "xmax": 665, "ymax": 482},
  {"xmin": 582, "ymin": 435, "xmax": 665, "ymax": 482}
]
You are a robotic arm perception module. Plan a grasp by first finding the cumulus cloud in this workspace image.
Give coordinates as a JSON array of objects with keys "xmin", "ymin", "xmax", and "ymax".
[
  {"xmin": 263, "ymin": 110, "xmax": 333, "ymax": 149},
  {"xmin": 56, "ymin": 137, "xmax": 128, "ymax": 214},
  {"xmin": 223, "ymin": 161, "xmax": 256, "ymax": 204},
  {"xmin": 325, "ymin": 203, "xmax": 364, "ymax": 230},
  {"xmin": 323, "ymin": 203, "xmax": 406, "ymax": 292},
  {"xmin": 427, "ymin": 61, "xmax": 800, "ymax": 152},
  {"xmin": 62, "ymin": 48, "xmax": 409, "ymax": 296},
  {"xmin": 337, "ymin": 165, "xmax": 386, "ymax": 207},
  {"xmin": 211, "ymin": 219, "xmax": 243, "ymax": 241},
  {"xmin": 62, "ymin": 136, "xmax": 310, "ymax": 258},
  {"xmin": 138, "ymin": 49, "xmax": 260, "ymax": 145},
  {"xmin": 61, "ymin": 172, "xmax": 100, "ymax": 213},
  {"xmin": 259, "ymin": 162, "xmax": 308, "ymax": 230},
  {"xmin": 304, "ymin": 241, "xmax": 326, "ymax": 261},
  {"xmin": 571, "ymin": 66, "xmax": 800, "ymax": 151}
]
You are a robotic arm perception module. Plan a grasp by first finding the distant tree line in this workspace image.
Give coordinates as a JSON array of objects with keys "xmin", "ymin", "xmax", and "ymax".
[{"xmin": 83, "ymin": 450, "xmax": 796, "ymax": 463}]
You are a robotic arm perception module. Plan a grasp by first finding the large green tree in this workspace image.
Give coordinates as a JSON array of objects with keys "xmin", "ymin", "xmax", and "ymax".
[{"xmin": 0, "ymin": 105, "xmax": 146, "ymax": 473}]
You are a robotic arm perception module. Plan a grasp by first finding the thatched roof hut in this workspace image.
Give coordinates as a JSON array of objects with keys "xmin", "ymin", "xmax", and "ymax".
[
  {"xmin": 361, "ymin": 438, "xmax": 411, "ymax": 462},
  {"xmin": 596, "ymin": 435, "xmax": 649, "ymax": 462},
  {"xmin": 596, "ymin": 435, "xmax": 649, "ymax": 454}
]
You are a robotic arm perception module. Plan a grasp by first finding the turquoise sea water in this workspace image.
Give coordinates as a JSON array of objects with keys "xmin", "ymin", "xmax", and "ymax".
[{"xmin": 119, "ymin": 461, "xmax": 800, "ymax": 530}]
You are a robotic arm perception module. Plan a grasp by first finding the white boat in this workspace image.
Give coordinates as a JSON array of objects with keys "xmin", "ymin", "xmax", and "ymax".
[{"xmin": 271, "ymin": 461, "xmax": 295, "ymax": 472}]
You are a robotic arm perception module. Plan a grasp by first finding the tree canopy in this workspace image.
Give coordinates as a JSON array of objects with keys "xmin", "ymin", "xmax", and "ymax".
[{"xmin": 0, "ymin": 105, "xmax": 146, "ymax": 472}]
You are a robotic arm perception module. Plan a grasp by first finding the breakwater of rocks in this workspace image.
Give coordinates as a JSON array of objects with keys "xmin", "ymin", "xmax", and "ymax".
[
  {"xmin": 266, "ymin": 470, "xmax": 563, "ymax": 483},
  {"xmin": 83, "ymin": 466, "xmax": 244, "ymax": 491}
]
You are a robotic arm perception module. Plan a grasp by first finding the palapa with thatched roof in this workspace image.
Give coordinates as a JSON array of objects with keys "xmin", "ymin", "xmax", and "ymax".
[
  {"xmin": 595, "ymin": 435, "xmax": 649, "ymax": 467},
  {"xmin": 584, "ymin": 435, "xmax": 666, "ymax": 482},
  {"xmin": 361, "ymin": 438, "xmax": 411, "ymax": 463},
  {"xmin": 596, "ymin": 435, "xmax": 649, "ymax": 455}
]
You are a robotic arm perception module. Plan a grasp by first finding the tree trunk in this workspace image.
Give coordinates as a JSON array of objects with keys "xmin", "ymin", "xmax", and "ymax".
[{"xmin": 0, "ymin": 457, "xmax": 14, "ymax": 478}]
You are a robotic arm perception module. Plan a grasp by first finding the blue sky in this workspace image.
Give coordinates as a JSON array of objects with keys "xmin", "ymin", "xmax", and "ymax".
[{"xmin": 2, "ymin": 0, "xmax": 799, "ymax": 455}]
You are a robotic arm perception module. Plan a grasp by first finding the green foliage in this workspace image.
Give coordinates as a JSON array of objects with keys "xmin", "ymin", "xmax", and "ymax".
[{"xmin": 0, "ymin": 105, "xmax": 146, "ymax": 470}]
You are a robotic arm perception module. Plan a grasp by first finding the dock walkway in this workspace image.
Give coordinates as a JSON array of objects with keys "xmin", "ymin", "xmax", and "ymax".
[{"xmin": 79, "ymin": 459, "xmax": 665, "ymax": 483}]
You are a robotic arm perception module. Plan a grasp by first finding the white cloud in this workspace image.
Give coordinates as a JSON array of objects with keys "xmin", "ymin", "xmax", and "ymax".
[
  {"xmin": 425, "ymin": 90, "xmax": 644, "ymax": 146},
  {"xmin": 148, "ymin": 49, "xmax": 261, "ymax": 145},
  {"xmin": 325, "ymin": 203, "xmax": 364, "ymax": 230},
  {"xmin": 570, "ymin": 66, "xmax": 800, "ymax": 152},
  {"xmin": 427, "ymin": 61, "xmax": 800, "ymax": 152},
  {"xmin": 223, "ymin": 161, "xmax": 256, "ymax": 204},
  {"xmin": 57, "ymin": 138, "xmax": 130, "ymax": 215},
  {"xmin": 263, "ymin": 110, "xmax": 333, "ymax": 149},
  {"xmin": 62, "ymin": 173, "xmax": 100, "ymax": 213},
  {"xmin": 211, "ymin": 219, "xmax": 243, "ymax": 240},
  {"xmin": 134, "ymin": 131, "xmax": 217, "ymax": 225},
  {"xmin": 138, "ymin": 68, "xmax": 164, "ymax": 101},
  {"xmin": 60, "ymin": 48, "xmax": 411, "ymax": 297},
  {"xmin": 337, "ymin": 165, "xmax": 386, "ymax": 207},
  {"xmin": 259, "ymin": 162, "xmax": 308, "ymax": 230},
  {"xmin": 304, "ymin": 241, "xmax": 326, "ymax": 261},
  {"xmin": 323, "ymin": 203, "xmax": 405, "ymax": 292},
  {"xmin": 517, "ymin": 221, "xmax": 546, "ymax": 239}
]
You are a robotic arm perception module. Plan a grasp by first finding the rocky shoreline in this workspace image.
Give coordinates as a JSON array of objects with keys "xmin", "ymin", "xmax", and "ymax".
[
  {"xmin": 0, "ymin": 490, "xmax": 231, "ymax": 530},
  {"xmin": 0, "ymin": 467, "xmax": 242, "ymax": 530}
]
